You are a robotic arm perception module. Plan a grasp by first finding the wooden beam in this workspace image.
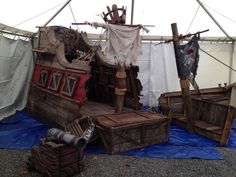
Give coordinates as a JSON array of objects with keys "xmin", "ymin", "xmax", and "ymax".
[
  {"xmin": 171, "ymin": 23, "xmax": 193, "ymax": 132},
  {"xmin": 115, "ymin": 64, "xmax": 127, "ymax": 113},
  {"xmin": 220, "ymin": 106, "xmax": 235, "ymax": 144}
]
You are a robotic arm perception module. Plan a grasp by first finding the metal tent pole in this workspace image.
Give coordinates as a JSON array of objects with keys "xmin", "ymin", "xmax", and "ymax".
[
  {"xmin": 196, "ymin": 0, "xmax": 235, "ymax": 84},
  {"xmin": 31, "ymin": 0, "xmax": 72, "ymax": 39},
  {"xmin": 43, "ymin": 0, "xmax": 73, "ymax": 27},
  {"xmin": 196, "ymin": 0, "xmax": 233, "ymax": 40},
  {"xmin": 131, "ymin": 0, "xmax": 135, "ymax": 25},
  {"xmin": 30, "ymin": 0, "xmax": 73, "ymax": 58}
]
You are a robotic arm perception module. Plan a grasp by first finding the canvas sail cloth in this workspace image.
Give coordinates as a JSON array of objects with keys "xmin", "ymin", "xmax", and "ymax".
[
  {"xmin": 0, "ymin": 36, "xmax": 34, "ymax": 120},
  {"xmin": 94, "ymin": 23, "xmax": 142, "ymax": 66},
  {"xmin": 176, "ymin": 35, "xmax": 200, "ymax": 90}
]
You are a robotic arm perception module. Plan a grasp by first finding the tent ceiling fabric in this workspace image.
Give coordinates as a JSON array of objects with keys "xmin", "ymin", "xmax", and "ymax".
[{"xmin": 1, "ymin": 0, "xmax": 236, "ymax": 37}]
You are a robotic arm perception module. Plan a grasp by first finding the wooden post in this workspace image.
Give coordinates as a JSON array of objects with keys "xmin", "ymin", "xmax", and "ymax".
[
  {"xmin": 221, "ymin": 87, "xmax": 236, "ymax": 144},
  {"xmin": 220, "ymin": 106, "xmax": 235, "ymax": 144},
  {"xmin": 171, "ymin": 23, "xmax": 193, "ymax": 131},
  {"xmin": 115, "ymin": 64, "xmax": 127, "ymax": 113}
]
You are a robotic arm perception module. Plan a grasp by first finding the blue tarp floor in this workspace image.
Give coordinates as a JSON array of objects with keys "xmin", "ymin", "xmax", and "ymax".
[{"xmin": 0, "ymin": 111, "xmax": 235, "ymax": 160}]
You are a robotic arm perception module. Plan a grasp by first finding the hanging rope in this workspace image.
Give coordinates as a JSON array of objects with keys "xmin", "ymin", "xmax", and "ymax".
[
  {"xmin": 200, "ymin": 47, "xmax": 236, "ymax": 72},
  {"xmin": 69, "ymin": 3, "xmax": 79, "ymax": 31},
  {"xmin": 185, "ymin": 5, "xmax": 200, "ymax": 34},
  {"xmin": 13, "ymin": 1, "xmax": 65, "ymax": 27},
  {"xmin": 72, "ymin": 30, "xmax": 105, "ymax": 64},
  {"xmin": 202, "ymin": 2, "xmax": 236, "ymax": 24}
]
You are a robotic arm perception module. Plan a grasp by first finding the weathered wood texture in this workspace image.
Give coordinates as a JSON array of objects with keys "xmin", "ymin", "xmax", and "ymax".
[
  {"xmin": 159, "ymin": 87, "xmax": 226, "ymax": 115},
  {"xmin": 37, "ymin": 27, "xmax": 58, "ymax": 54},
  {"xmin": 88, "ymin": 61, "xmax": 142, "ymax": 110},
  {"xmin": 170, "ymin": 23, "xmax": 193, "ymax": 131},
  {"xmin": 29, "ymin": 26, "xmax": 143, "ymax": 129},
  {"xmin": 190, "ymin": 96, "xmax": 228, "ymax": 143},
  {"xmin": 115, "ymin": 65, "xmax": 127, "ymax": 113},
  {"xmin": 159, "ymin": 86, "xmax": 235, "ymax": 144},
  {"xmin": 65, "ymin": 119, "xmax": 84, "ymax": 137},
  {"xmin": 80, "ymin": 101, "xmax": 132, "ymax": 116},
  {"xmin": 102, "ymin": 4, "xmax": 126, "ymax": 24},
  {"xmin": 221, "ymin": 107, "xmax": 235, "ymax": 144},
  {"xmin": 93, "ymin": 111, "xmax": 171, "ymax": 154},
  {"xmin": 64, "ymin": 115, "xmax": 99, "ymax": 143},
  {"xmin": 27, "ymin": 86, "xmax": 81, "ymax": 129},
  {"xmin": 28, "ymin": 139, "xmax": 84, "ymax": 177}
]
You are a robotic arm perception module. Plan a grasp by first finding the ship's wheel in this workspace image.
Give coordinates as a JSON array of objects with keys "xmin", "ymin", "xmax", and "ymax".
[{"xmin": 102, "ymin": 4, "xmax": 126, "ymax": 25}]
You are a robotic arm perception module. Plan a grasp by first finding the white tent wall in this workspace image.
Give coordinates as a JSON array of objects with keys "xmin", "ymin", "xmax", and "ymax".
[
  {"xmin": 197, "ymin": 42, "xmax": 234, "ymax": 88},
  {"xmin": 137, "ymin": 42, "xmax": 179, "ymax": 106},
  {"xmin": 137, "ymin": 41, "xmax": 236, "ymax": 107},
  {"xmin": 0, "ymin": 36, "xmax": 34, "ymax": 120},
  {"xmin": 231, "ymin": 43, "xmax": 236, "ymax": 83}
]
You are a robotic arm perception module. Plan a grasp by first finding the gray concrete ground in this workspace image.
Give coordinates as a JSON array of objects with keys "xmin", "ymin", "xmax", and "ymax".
[{"xmin": 0, "ymin": 147, "xmax": 235, "ymax": 177}]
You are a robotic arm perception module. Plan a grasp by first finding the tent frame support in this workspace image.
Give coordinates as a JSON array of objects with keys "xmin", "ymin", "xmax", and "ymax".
[{"xmin": 196, "ymin": 0, "xmax": 233, "ymax": 41}]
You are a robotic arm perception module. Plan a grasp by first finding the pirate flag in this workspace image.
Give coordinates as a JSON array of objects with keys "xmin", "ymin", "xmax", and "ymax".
[{"xmin": 176, "ymin": 35, "xmax": 200, "ymax": 92}]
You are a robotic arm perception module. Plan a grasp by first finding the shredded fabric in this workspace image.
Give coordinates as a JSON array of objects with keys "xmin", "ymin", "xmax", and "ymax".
[
  {"xmin": 176, "ymin": 35, "xmax": 200, "ymax": 80},
  {"xmin": 176, "ymin": 35, "xmax": 200, "ymax": 92},
  {"xmin": 93, "ymin": 23, "xmax": 142, "ymax": 66}
]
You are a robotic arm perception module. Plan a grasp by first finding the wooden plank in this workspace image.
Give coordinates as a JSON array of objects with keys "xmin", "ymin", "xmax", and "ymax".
[
  {"xmin": 194, "ymin": 120, "xmax": 223, "ymax": 133},
  {"xmin": 29, "ymin": 139, "xmax": 84, "ymax": 177},
  {"xmin": 194, "ymin": 127, "xmax": 222, "ymax": 142},
  {"xmin": 65, "ymin": 119, "xmax": 84, "ymax": 136},
  {"xmin": 27, "ymin": 86, "xmax": 81, "ymax": 128},
  {"xmin": 95, "ymin": 112, "xmax": 167, "ymax": 127},
  {"xmin": 220, "ymin": 107, "xmax": 235, "ymax": 144},
  {"xmin": 191, "ymin": 99, "xmax": 228, "ymax": 126},
  {"xmin": 109, "ymin": 134, "xmax": 168, "ymax": 154},
  {"xmin": 136, "ymin": 111, "xmax": 166, "ymax": 120}
]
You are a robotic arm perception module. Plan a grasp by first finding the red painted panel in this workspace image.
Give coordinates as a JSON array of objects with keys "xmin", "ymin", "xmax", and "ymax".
[
  {"xmin": 31, "ymin": 64, "xmax": 90, "ymax": 104},
  {"xmin": 31, "ymin": 64, "xmax": 41, "ymax": 84}
]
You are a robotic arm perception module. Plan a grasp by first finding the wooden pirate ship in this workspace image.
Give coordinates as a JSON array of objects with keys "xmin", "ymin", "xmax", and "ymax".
[
  {"xmin": 27, "ymin": 32, "xmax": 142, "ymax": 127},
  {"xmin": 27, "ymin": 5, "xmax": 143, "ymax": 128},
  {"xmin": 27, "ymin": 4, "xmax": 171, "ymax": 154}
]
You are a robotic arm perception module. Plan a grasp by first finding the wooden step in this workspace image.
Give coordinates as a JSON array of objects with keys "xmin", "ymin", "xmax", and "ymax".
[{"xmin": 194, "ymin": 120, "xmax": 223, "ymax": 135}]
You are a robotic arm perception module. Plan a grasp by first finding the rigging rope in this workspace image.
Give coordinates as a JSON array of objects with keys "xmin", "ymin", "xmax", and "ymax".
[
  {"xmin": 13, "ymin": 1, "xmax": 65, "ymax": 27},
  {"xmin": 202, "ymin": 2, "xmax": 236, "ymax": 24},
  {"xmin": 199, "ymin": 47, "xmax": 236, "ymax": 72},
  {"xmin": 73, "ymin": 30, "xmax": 105, "ymax": 63},
  {"xmin": 69, "ymin": 3, "xmax": 79, "ymax": 31},
  {"xmin": 185, "ymin": 5, "xmax": 200, "ymax": 34}
]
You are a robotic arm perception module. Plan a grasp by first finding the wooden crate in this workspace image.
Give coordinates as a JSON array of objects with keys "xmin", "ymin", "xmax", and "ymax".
[
  {"xmin": 28, "ymin": 139, "xmax": 84, "ymax": 177},
  {"xmin": 93, "ymin": 111, "xmax": 171, "ymax": 154}
]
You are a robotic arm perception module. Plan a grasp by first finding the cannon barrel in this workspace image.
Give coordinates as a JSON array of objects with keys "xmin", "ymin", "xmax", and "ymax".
[{"xmin": 46, "ymin": 121, "xmax": 95, "ymax": 149}]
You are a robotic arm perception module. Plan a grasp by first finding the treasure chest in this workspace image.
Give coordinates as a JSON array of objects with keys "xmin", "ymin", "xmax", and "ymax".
[
  {"xmin": 93, "ymin": 111, "xmax": 171, "ymax": 154},
  {"xmin": 28, "ymin": 139, "xmax": 84, "ymax": 177}
]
